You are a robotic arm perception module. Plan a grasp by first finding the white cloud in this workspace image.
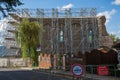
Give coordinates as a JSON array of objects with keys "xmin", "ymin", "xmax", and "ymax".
[
  {"xmin": 112, "ymin": 0, "xmax": 120, "ymax": 5},
  {"xmin": 57, "ymin": 3, "xmax": 74, "ymax": 10},
  {"xmin": 97, "ymin": 9, "xmax": 116, "ymax": 24},
  {"xmin": 110, "ymin": 31, "xmax": 120, "ymax": 38},
  {"xmin": 62, "ymin": 3, "xmax": 73, "ymax": 9}
]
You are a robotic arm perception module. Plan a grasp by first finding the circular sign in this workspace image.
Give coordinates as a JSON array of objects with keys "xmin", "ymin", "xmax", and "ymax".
[{"xmin": 71, "ymin": 64, "xmax": 84, "ymax": 77}]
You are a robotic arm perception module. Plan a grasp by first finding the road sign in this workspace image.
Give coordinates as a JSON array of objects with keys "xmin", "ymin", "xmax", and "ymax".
[
  {"xmin": 71, "ymin": 64, "xmax": 84, "ymax": 77},
  {"xmin": 97, "ymin": 66, "xmax": 109, "ymax": 76},
  {"xmin": 36, "ymin": 44, "xmax": 41, "ymax": 51}
]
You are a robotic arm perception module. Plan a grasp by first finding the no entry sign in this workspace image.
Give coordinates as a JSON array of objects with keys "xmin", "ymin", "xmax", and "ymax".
[{"xmin": 71, "ymin": 64, "xmax": 84, "ymax": 77}]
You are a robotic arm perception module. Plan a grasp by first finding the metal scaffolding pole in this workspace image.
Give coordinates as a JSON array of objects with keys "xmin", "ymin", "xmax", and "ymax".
[{"xmin": 8, "ymin": 8, "xmax": 99, "ymax": 55}]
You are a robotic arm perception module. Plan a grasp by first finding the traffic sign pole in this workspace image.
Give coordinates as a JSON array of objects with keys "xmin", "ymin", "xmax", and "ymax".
[{"xmin": 71, "ymin": 64, "xmax": 84, "ymax": 78}]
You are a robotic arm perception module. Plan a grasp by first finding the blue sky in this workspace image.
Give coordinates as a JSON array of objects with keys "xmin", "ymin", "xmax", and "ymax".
[
  {"xmin": 1, "ymin": 0, "xmax": 120, "ymax": 38},
  {"xmin": 18, "ymin": 0, "xmax": 120, "ymax": 37}
]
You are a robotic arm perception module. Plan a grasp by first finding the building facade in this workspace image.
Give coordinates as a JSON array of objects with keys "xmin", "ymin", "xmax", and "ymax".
[{"xmin": 7, "ymin": 8, "xmax": 113, "ymax": 55}]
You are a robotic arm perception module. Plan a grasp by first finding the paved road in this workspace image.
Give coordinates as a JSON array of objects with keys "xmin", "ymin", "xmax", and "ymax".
[
  {"xmin": 0, "ymin": 69, "xmax": 72, "ymax": 80},
  {"xmin": 1, "ymin": 68, "xmax": 119, "ymax": 80}
]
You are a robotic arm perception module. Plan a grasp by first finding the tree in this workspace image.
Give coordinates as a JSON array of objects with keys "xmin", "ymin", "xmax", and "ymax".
[
  {"xmin": 15, "ymin": 18, "xmax": 44, "ymax": 66},
  {"xmin": 0, "ymin": 0, "xmax": 23, "ymax": 17},
  {"xmin": 109, "ymin": 34, "xmax": 120, "ymax": 44}
]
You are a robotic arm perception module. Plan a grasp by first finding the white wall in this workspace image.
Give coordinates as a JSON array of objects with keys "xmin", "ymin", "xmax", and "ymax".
[{"xmin": 0, "ymin": 58, "xmax": 30, "ymax": 67}]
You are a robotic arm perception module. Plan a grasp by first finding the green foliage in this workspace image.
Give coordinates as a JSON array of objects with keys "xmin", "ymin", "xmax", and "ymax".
[
  {"xmin": 109, "ymin": 34, "xmax": 120, "ymax": 44},
  {"xmin": 22, "ymin": 44, "xmax": 28, "ymax": 58},
  {"xmin": 0, "ymin": 0, "xmax": 23, "ymax": 17},
  {"xmin": 15, "ymin": 18, "xmax": 44, "ymax": 66}
]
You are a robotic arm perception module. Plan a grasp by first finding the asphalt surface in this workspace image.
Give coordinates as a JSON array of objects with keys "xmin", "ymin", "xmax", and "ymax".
[
  {"xmin": 0, "ymin": 69, "xmax": 73, "ymax": 80},
  {"xmin": 1, "ymin": 68, "xmax": 119, "ymax": 80}
]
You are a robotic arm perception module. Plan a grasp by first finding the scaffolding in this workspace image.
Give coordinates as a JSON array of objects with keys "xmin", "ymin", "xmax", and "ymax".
[{"xmin": 9, "ymin": 8, "xmax": 99, "ymax": 54}]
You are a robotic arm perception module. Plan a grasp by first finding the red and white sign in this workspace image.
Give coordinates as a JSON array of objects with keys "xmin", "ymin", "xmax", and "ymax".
[
  {"xmin": 97, "ymin": 66, "xmax": 109, "ymax": 76},
  {"xmin": 71, "ymin": 64, "xmax": 84, "ymax": 77}
]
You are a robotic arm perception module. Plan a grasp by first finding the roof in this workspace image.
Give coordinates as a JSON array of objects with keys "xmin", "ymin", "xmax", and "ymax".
[{"xmin": 112, "ymin": 43, "xmax": 120, "ymax": 50}]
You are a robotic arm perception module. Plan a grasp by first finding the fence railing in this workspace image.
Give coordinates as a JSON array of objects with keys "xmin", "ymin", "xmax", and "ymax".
[{"xmin": 37, "ymin": 65, "xmax": 120, "ymax": 80}]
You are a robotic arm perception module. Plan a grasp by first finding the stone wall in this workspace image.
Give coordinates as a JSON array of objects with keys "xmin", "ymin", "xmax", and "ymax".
[
  {"xmin": 0, "ymin": 58, "xmax": 30, "ymax": 67},
  {"xmin": 97, "ymin": 16, "xmax": 113, "ymax": 48},
  {"xmin": 99, "ymin": 36, "xmax": 113, "ymax": 47},
  {"xmin": 38, "ymin": 53, "xmax": 85, "ymax": 70}
]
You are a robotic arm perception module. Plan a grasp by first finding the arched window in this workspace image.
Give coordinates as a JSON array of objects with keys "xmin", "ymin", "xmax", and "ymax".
[
  {"xmin": 89, "ymin": 30, "xmax": 93, "ymax": 43},
  {"xmin": 60, "ymin": 30, "xmax": 64, "ymax": 42}
]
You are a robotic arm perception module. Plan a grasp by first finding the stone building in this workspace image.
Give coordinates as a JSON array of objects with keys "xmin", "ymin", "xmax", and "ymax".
[
  {"xmin": 97, "ymin": 16, "xmax": 113, "ymax": 48},
  {"xmin": 6, "ymin": 8, "xmax": 113, "ymax": 55},
  {"xmin": 0, "ymin": 18, "xmax": 21, "ymax": 57}
]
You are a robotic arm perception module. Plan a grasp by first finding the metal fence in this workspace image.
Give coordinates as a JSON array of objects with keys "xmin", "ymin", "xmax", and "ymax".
[{"xmin": 36, "ymin": 65, "xmax": 120, "ymax": 80}]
